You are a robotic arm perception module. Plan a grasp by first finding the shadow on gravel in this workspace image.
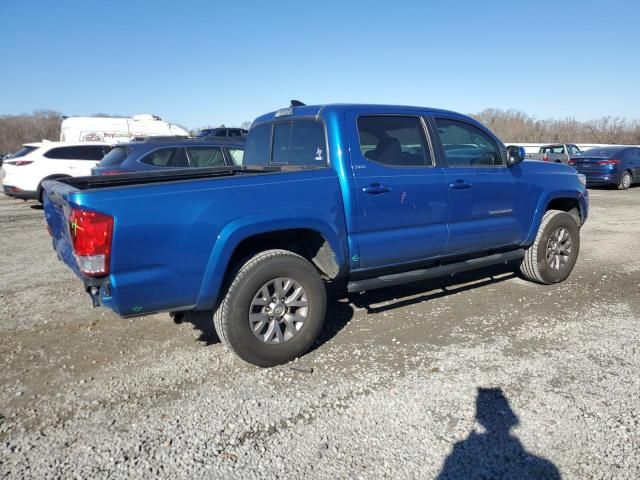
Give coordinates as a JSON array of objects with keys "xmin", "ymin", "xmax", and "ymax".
[
  {"xmin": 180, "ymin": 310, "xmax": 220, "ymax": 345},
  {"xmin": 437, "ymin": 388, "xmax": 561, "ymax": 480},
  {"xmin": 180, "ymin": 265, "xmax": 519, "ymax": 356},
  {"xmin": 348, "ymin": 263, "xmax": 517, "ymax": 314},
  {"xmin": 29, "ymin": 204, "xmax": 43, "ymax": 210}
]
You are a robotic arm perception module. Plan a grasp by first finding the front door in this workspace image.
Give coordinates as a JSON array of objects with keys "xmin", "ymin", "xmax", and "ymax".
[
  {"xmin": 430, "ymin": 116, "xmax": 528, "ymax": 255},
  {"xmin": 347, "ymin": 112, "xmax": 449, "ymax": 269}
]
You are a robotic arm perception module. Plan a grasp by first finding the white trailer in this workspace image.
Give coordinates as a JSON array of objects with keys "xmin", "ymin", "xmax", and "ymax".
[{"xmin": 60, "ymin": 114, "xmax": 189, "ymax": 143}]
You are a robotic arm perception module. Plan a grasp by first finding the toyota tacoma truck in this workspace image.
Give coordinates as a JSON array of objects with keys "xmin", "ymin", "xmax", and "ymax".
[
  {"xmin": 43, "ymin": 103, "xmax": 589, "ymax": 367},
  {"xmin": 525, "ymin": 144, "xmax": 582, "ymax": 163}
]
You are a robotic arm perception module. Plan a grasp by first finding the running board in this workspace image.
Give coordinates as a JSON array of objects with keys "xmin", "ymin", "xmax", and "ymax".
[{"xmin": 347, "ymin": 249, "xmax": 525, "ymax": 293}]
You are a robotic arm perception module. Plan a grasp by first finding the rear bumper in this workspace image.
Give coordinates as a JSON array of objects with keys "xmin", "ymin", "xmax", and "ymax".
[
  {"xmin": 3, "ymin": 185, "xmax": 38, "ymax": 199},
  {"xmin": 584, "ymin": 175, "xmax": 618, "ymax": 186}
]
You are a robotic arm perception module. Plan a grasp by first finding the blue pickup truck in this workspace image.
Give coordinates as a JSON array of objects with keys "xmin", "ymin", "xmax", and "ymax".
[{"xmin": 43, "ymin": 103, "xmax": 588, "ymax": 367}]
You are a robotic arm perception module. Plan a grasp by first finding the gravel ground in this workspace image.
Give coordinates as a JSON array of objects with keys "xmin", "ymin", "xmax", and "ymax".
[{"xmin": 1, "ymin": 185, "xmax": 639, "ymax": 479}]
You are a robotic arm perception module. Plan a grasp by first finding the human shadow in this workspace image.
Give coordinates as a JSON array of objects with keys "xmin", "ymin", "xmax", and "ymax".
[{"xmin": 437, "ymin": 388, "xmax": 561, "ymax": 480}]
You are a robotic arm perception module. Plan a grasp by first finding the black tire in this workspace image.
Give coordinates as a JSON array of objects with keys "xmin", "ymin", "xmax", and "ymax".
[
  {"xmin": 213, "ymin": 249, "xmax": 326, "ymax": 367},
  {"xmin": 520, "ymin": 210, "xmax": 580, "ymax": 285},
  {"xmin": 617, "ymin": 171, "xmax": 632, "ymax": 190}
]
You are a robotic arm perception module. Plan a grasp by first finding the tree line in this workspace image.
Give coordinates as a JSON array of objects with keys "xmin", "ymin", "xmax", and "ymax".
[
  {"xmin": 472, "ymin": 109, "xmax": 640, "ymax": 145},
  {"xmin": 2, "ymin": 109, "xmax": 639, "ymax": 155}
]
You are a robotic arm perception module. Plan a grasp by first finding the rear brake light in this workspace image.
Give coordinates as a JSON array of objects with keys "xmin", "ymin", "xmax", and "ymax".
[
  {"xmin": 7, "ymin": 160, "xmax": 34, "ymax": 166},
  {"xmin": 568, "ymin": 159, "xmax": 576, "ymax": 166},
  {"xmin": 102, "ymin": 170, "xmax": 123, "ymax": 176},
  {"xmin": 542, "ymin": 154, "xmax": 549, "ymax": 161},
  {"xmin": 597, "ymin": 159, "xmax": 620, "ymax": 166},
  {"xmin": 69, "ymin": 208, "xmax": 113, "ymax": 276}
]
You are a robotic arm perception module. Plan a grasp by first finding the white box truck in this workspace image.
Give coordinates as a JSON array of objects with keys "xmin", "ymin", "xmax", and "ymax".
[{"xmin": 60, "ymin": 114, "xmax": 189, "ymax": 143}]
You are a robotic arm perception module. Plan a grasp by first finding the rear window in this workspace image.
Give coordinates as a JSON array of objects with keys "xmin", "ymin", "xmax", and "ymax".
[
  {"xmin": 244, "ymin": 120, "xmax": 327, "ymax": 167},
  {"xmin": 10, "ymin": 146, "xmax": 39, "ymax": 158},
  {"xmin": 98, "ymin": 146, "xmax": 129, "ymax": 167},
  {"xmin": 44, "ymin": 146, "xmax": 108, "ymax": 160}
]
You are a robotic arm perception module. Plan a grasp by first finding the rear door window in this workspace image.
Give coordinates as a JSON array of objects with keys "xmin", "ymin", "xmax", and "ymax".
[
  {"xmin": 434, "ymin": 118, "xmax": 503, "ymax": 167},
  {"xmin": 357, "ymin": 116, "xmax": 431, "ymax": 167},
  {"xmin": 186, "ymin": 147, "xmax": 225, "ymax": 167},
  {"xmin": 140, "ymin": 147, "xmax": 189, "ymax": 167}
]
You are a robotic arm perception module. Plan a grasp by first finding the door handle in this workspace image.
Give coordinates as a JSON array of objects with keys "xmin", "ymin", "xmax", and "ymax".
[
  {"xmin": 449, "ymin": 180, "xmax": 472, "ymax": 190},
  {"xmin": 362, "ymin": 183, "xmax": 391, "ymax": 194}
]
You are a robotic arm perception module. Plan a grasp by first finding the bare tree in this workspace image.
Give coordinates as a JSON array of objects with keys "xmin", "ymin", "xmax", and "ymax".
[{"xmin": 0, "ymin": 111, "xmax": 63, "ymax": 155}]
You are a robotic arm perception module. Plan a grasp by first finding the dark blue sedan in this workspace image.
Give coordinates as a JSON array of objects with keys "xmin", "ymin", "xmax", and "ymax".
[
  {"xmin": 569, "ymin": 146, "xmax": 640, "ymax": 190},
  {"xmin": 92, "ymin": 137, "xmax": 244, "ymax": 176}
]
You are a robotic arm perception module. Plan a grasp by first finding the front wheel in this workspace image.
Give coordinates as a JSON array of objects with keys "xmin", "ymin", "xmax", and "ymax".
[
  {"xmin": 618, "ymin": 171, "xmax": 632, "ymax": 190},
  {"xmin": 520, "ymin": 210, "xmax": 580, "ymax": 284},
  {"xmin": 213, "ymin": 249, "xmax": 326, "ymax": 367}
]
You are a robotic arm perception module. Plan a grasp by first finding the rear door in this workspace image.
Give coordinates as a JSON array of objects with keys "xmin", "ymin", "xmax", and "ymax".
[
  {"xmin": 430, "ymin": 116, "xmax": 528, "ymax": 255},
  {"xmin": 347, "ymin": 111, "xmax": 449, "ymax": 268}
]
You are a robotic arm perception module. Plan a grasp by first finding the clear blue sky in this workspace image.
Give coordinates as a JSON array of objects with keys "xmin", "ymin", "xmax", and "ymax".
[{"xmin": 1, "ymin": 0, "xmax": 638, "ymax": 129}]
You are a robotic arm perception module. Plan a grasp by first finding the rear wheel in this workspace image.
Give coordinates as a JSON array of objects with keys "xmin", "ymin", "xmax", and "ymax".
[
  {"xmin": 520, "ymin": 210, "xmax": 580, "ymax": 284},
  {"xmin": 213, "ymin": 249, "xmax": 326, "ymax": 367},
  {"xmin": 618, "ymin": 171, "xmax": 632, "ymax": 190}
]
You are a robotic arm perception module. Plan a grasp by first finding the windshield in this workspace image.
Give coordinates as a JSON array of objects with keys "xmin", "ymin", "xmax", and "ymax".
[
  {"xmin": 9, "ymin": 146, "xmax": 39, "ymax": 159},
  {"xmin": 97, "ymin": 146, "xmax": 129, "ymax": 167}
]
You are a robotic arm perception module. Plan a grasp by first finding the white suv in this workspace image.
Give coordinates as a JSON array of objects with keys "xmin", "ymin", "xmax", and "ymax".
[{"xmin": 2, "ymin": 142, "xmax": 112, "ymax": 201}]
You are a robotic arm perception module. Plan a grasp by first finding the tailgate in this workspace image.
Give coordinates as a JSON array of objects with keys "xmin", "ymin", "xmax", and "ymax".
[{"xmin": 42, "ymin": 180, "xmax": 83, "ymax": 279}]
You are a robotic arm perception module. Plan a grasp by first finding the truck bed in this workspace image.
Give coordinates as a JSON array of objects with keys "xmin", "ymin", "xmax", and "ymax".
[{"xmin": 54, "ymin": 165, "xmax": 299, "ymax": 191}]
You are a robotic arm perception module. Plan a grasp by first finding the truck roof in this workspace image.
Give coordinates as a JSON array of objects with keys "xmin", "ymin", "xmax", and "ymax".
[{"xmin": 253, "ymin": 103, "xmax": 464, "ymax": 125}]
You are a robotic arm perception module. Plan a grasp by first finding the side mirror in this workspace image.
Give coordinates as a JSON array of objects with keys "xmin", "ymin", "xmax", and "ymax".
[{"xmin": 506, "ymin": 145, "xmax": 526, "ymax": 167}]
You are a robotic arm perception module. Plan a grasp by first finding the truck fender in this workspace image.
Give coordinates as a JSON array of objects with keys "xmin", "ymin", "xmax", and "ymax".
[
  {"xmin": 523, "ymin": 189, "xmax": 588, "ymax": 246},
  {"xmin": 194, "ymin": 213, "xmax": 347, "ymax": 310}
]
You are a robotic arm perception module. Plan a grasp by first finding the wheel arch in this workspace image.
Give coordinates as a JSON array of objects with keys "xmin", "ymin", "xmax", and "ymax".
[
  {"xmin": 37, "ymin": 174, "xmax": 72, "ymax": 202},
  {"xmin": 195, "ymin": 216, "xmax": 347, "ymax": 310},
  {"xmin": 524, "ymin": 191, "xmax": 587, "ymax": 246}
]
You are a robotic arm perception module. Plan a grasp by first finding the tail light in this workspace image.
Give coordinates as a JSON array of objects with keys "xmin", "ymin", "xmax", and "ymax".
[
  {"xmin": 69, "ymin": 208, "xmax": 113, "ymax": 276},
  {"xmin": 6, "ymin": 160, "xmax": 34, "ymax": 166},
  {"xmin": 102, "ymin": 170, "xmax": 124, "ymax": 176},
  {"xmin": 597, "ymin": 159, "xmax": 620, "ymax": 166},
  {"xmin": 568, "ymin": 158, "xmax": 576, "ymax": 166},
  {"xmin": 542, "ymin": 154, "xmax": 550, "ymax": 162}
]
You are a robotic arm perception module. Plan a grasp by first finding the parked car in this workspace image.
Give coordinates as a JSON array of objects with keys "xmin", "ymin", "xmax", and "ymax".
[
  {"xmin": 2, "ymin": 142, "xmax": 112, "ymax": 201},
  {"xmin": 42, "ymin": 103, "xmax": 588, "ymax": 367},
  {"xmin": 91, "ymin": 137, "xmax": 245, "ymax": 176},
  {"xmin": 569, "ymin": 146, "xmax": 640, "ymax": 190},
  {"xmin": 525, "ymin": 144, "xmax": 582, "ymax": 163},
  {"xmin": 197, "ymin": 127, "xmax": 248, "ymax": 139},
  {"xmin": 60, "ymin": 114, "xmax": 189, "ymax": 143}
]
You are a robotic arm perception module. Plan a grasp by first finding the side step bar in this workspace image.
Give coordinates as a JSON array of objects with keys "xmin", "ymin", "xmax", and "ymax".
[{"xmin": 347, "ymin": 249, "xmax": 525, "ymax": 293}]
